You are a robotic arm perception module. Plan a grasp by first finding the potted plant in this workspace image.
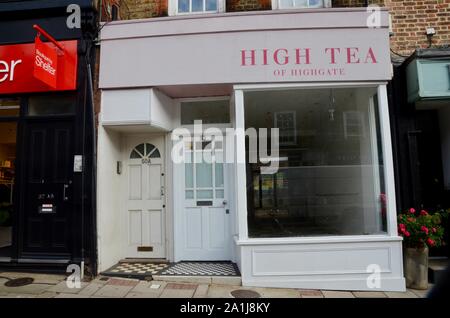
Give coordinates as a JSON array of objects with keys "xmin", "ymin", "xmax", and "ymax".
[{"xmin": 398, "ymin": 208, "xmax": 449, "ymax": 289}]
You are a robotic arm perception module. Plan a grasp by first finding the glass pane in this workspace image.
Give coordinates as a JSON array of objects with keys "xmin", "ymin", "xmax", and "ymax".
[
  {"xmin": 279, "ymin": 0, "xmax": 294, "ymax": 8},
  {"xmin": 308, "ymin": 0, "xmax": 323, "ymax": 7},
  {"xmin": 185, "ymin": 163, "xmax": 193, "ymax": 188},
  {"xmin": 28, "ymin": 94, "xmax": 76, "ymax": 116},
  {"xmin": 130, "ymin": 150, "xmax": 141, "ymax": 159},
  {"xmin": 215, "ymin": 190, "xmax": 224, "ymax": 198},
  {"xmin": 0, "ymin": 121, "xmax": 17, "ymax": 257},
  {"xmin": 135, "ymin": 144, "xmax": 145, "ymax": 157},
  {"xmin": 0, "ymin": 98, "xmax": 20, "ymax": 117},
  {"xmin": 197, "ymin": 190, "xmax": 213, "ymax": 199},
  {"xmin": 185, "ymin": 190, "xmax": 194, "ymax": 199},
  {"xmin": 145, "ymin": 143, "xmax": 155, "ymax": 156},
  {"xmin": 293, "ymin": 0, "xmax": 308, "ymax": 7},
  {"xmin": 244, "ymin": 87, "xmax": 386, "ymax": 238},
  {"xmin": 206, "ymin": 0, "xmax": 217, "ymax": 11},
  {"xmin": 192, "ymin": 0, "xmax": 203, "ymax": 11},
  {"xmin": 149, "ymin": 149, "xmax": 161, "ymax": 158},
  {"xmin": 196, "ymin": 162, "xmax": 212, "ymax": 187},
  {"xmin": 178, "ymin": 0, "xmax": 189, "ymax": 12},
  {"xmin": 215, "ymin": 163, "xmax": 224, "ymax": 187},
  {"xmin": 180, "ymin": 100, "xmax": 230, "ymax": 125}
]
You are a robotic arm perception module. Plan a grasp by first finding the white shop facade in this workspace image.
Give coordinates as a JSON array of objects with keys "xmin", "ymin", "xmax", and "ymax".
[{"xmin": 97, "ymin": 8, "xmax": 406, "ymax": 291}]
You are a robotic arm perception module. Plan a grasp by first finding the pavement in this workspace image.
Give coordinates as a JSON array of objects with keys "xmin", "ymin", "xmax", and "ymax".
[{"xmin": 0, "ymin": 271, "xmax": 431, "ymax": 298}]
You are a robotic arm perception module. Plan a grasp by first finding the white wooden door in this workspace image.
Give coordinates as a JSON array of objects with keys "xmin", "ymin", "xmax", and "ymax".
[
  {"xmin": 180, "ymin": 137, "xmax": 231, "ymax": 260},
  {"xmin": 125, "ymin": 136, "xmax": 165, "ymax": 258}
]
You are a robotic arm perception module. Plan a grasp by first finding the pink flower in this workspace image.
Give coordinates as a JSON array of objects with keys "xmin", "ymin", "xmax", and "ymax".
[
  {"xmin": 399, "ymin": 224, "xmax": 406, "ymax": 230},
  {"xmin": 432, "ymin": 227, "xmax": 437, "ymax": 233},
  {"xmin": 404, "ymin": 231, "xmax": 411, "ymax": 237},
  {"xmin": 409, "ymin": 208, "xmax": 416, "ymax": 214},
  {"xmin": 427, "ymin": 238, "xmax": 435, "ymax": 247},
  {"xmin": 421, "ymin": 226, "xmax": 429, "ymax": 235},
  {"xmin": 420, "ymin": 210, "xmax": 428, "ymax": 216}
]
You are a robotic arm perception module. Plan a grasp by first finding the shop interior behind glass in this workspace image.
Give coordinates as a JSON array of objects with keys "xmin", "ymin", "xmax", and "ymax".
[{"xmin": 0, "ymin": 98, "xmax": 18, "ymax": 258}]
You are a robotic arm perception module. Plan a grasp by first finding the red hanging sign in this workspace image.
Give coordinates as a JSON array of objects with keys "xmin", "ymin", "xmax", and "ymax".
[
  {"xmin": 0, "ymin": 31, "xmax": 77, "ymax": 95},
  {"xmin": 33, "ymin": 36, "xmax": 58, "ymax": 88}
]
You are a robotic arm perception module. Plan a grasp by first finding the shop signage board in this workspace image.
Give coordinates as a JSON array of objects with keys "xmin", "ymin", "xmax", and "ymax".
[
  {"xmin": 100, "ymin": 28, "xmax": 392, "ymax": 88},
  {"xmin": 0, "ymin": 40, "xmax": 77, "ymax": 94}
]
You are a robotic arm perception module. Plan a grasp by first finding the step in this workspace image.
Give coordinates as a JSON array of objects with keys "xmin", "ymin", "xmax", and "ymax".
[
  {"xmin": 152, "ymin": 275, "xmax": 242, "ymax": 286},
  {"xmin": 428, "ymin": 258, "xmax": 449, "ymax": 284}
]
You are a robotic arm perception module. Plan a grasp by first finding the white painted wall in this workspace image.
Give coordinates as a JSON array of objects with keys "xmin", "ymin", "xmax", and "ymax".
[
  {"xmin": 101, "ymin": 88, "xmax": 176, "ymax": 130},
  {"xmin": 151, "ymin": 88, "xmax": 177, "ymax": 130},
  {"xmin": 101, "ymin": 88, "xmax": 151, "ymax": 125},
  {"xmin": 237, "ymin": 237, "xmax": 405, "ymax": 291},
  {"xmin": 97, "ymin": 126, "xmax": 126, "ymax": 272},
  {"xmin": 439, "ymin": 106, "xmax": 450, "ymax": 190}
]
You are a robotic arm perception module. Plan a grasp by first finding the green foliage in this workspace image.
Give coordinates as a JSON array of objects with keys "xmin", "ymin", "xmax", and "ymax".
[{"xmin": 398, "ymin": 208, "xmax": 449, "ymax": 248}]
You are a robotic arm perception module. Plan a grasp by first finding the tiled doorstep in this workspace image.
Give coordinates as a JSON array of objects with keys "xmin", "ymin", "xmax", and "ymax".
[{"xmin": 152, "ymin": 275, "xmax": 242, "ymax": 286}]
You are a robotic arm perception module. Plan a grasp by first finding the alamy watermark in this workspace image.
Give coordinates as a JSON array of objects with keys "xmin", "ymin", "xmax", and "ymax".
[{"xmin": 171, "ymin": 121, "xmax": 280, "ymax": 174}]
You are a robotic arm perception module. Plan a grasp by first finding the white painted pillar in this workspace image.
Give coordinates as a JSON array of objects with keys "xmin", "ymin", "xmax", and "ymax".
[
  {"xmin": 377, "ymin": 84, "xmax": 399, "ymax": 237},
  {"xmin": 234, "ymin": 89, "xmax": 249, "ymax": 240}
]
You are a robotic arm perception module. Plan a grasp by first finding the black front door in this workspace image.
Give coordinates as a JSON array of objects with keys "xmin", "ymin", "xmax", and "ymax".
[{"xmin": 19, "ymin": 119, "xmax": 75, "ymax": 258}]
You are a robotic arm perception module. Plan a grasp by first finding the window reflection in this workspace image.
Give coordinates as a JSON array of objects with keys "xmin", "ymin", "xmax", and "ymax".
[{"xmin": 245, "ymin": 87, "xmax": 387, "ymax": 238}]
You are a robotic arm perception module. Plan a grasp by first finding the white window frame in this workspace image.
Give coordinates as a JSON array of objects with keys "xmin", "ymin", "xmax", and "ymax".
[
  {"xmin": 168, "ymin": 0, "xmax": 225, "ymax": 16},
  {"xmin": 271, "ymin": 0, "xmax": 332, "ymax": 10}
]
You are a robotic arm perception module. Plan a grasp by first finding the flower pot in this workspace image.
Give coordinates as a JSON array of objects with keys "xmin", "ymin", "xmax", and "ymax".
[{"xmin": 404, "ymin": 246, "xmax": 429, "ymax": 290}]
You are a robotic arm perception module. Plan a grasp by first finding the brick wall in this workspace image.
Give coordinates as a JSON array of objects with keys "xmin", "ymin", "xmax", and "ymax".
[
  {"xmin": 386, "ymin": 0, "xmax": 450, "ymax": 56},
  {"xmin": 105, "ymin": 0, "xmax": 450, "ymax": 58},
  {"xmin": 122, "ymin": 0, "xmax": 167, "ymax": 19},
  {"xmin": 226, "ymin": 0, "xmax": 271, "ymax": 11}
]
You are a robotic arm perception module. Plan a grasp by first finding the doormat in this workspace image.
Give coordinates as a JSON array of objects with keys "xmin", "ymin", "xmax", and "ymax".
[
  {"xmin": 101, "ymin": 262, "xmax": 169, "ymax": 279},
  {"xmin": 159, "ymin": 261, "xmax": 240, "ymax": 276}
]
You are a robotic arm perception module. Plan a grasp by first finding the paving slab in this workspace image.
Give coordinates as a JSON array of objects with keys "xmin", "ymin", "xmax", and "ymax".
[
  {"xmin": 78, "ymin": 283, "xmax": 104, "ymax": 296},
  {"xmin": 93, "ymin": 284, "xmax": 135, "ymax": 298},
  {"xmin": 253, "ymin": 287, "xmax": 302, "ymax": 298},
  {"xmin": 193, "ymin": 284, "xmax": 209, "ymax": 298},
  {"xmin": 159, "ymin": 287, "xmax": 196, "ymax": 298},
  {"xmin": 0, "ymin": 283, "xmax": 50, "ymax": 295},
  {"xmin": 47, "ymin": 280, "xmax": 88, "ymax": 294},
  {"xmin": 125, "ymin": 292, "xmax": 160, "ymax": 298},
  {"xmin": 54, "ymin": 293, "xmax": 89, "ymax": 298},
  {"xmin": 322, "ymin": 290, "xmax": 355, "ymax": 298},
  {"xmin": 206, "ymin": 284, "xmax": 243, "ymax": 298},
  {"xmin": 352, "ymin": 291, "xmax": 388, "ymax": 298},
  {"xmin": 0, "ymin": 293, "xmax": 36, "ymax": 298},
  {"xmin": 385, "ymin": 290, "xmax": 419, "ymax": 298},
  {"xmin": 408, "ymin": 288, "xmax": 430, "ymax": 298},
  {"xmin": 130, "ymin": 280, "xmax": 167, "ymax": 296},
  {"xmin": 298, "ymin": 289, "xmax": 323, "ymax": 298},
  {"xmin": 35, "ymin": 292, "xmax": 58, "ymax": 298}
]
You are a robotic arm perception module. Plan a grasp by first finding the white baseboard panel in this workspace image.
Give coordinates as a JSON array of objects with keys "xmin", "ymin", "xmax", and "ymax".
[{"xmin": 236, "ymin": 238, "xmax": 406, "ymax": 292}]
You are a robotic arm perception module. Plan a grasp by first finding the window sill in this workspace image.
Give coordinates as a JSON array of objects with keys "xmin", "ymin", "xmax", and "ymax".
[{"xmin": 234, "ymin": 234, "xmax": 403, "ymax": 246}]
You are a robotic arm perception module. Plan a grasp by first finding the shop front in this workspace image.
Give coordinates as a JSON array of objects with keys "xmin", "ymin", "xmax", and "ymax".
[
  {"xmin": 98, "ymin": 8, "xmax": 405, "ymax": 291},
  {"xmin": 390, "ymin": 48, "xmax": 450, "ymax": 257},
  {"xmin": 0, "ymin": 0, "xmax": 97, "ymax": 272}
]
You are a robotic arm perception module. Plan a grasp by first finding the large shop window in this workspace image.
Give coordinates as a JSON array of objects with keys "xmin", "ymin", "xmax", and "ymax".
[{"xmin": 244, "ymin": 87, "xmax": 387, "ymax": 238}]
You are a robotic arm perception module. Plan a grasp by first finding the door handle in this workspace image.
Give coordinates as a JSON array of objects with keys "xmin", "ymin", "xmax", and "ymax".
[
  {"xmin": 63, "ymin": 184, "xmax": 69, "ymax": 201},
  {"xmin": 222, "ymin": 200, "xmax": 227, "ymax": 206}
]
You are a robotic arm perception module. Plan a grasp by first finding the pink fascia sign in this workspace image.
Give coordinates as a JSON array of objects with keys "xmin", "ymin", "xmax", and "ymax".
[{"xmin": 240, "ymin": 47, "xmax": 378, "ymax": 78}]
